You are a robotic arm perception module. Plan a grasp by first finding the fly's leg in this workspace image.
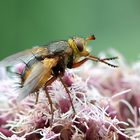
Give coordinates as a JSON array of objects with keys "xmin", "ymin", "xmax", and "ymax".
[
  {"xmin": 72, "ymin": 58, "xmax": 88, "ymax": 68},
  {"xmin": 44, "ymin": 76, "xmax": 57, "ymax": 122},
  {"xmin": 72, "ymin": 56, "xmax": 118, "ymax": 68},
  {"xmin": 88, "ymin": 55, "xmax": 118, "ymax": 67},
  {"xmin": 101, "ymin": 56, "xmax": 118, "ymax": 61},
  {"xmin": 45, "ymin": 89, "xmax": 54, "ymax": 124},
  {"xmin": 59, "ymin": 76, "xmax": 76, "ymax": 113},
  {"xmin": 35, "ymin": 92, "xmax": 39, "ymax": 104}
]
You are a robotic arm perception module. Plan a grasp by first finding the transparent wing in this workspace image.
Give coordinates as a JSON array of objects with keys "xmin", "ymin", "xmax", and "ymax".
[
  {"xmin": 16, "ymin": 61, "xmax": 44, "ymax": 102},
  {"xmin": 0, "ymin": 47, "xmax": 47, "ymax": 67},
  {"xmin": 0, "ymin": 49, "xmax": 32, "ymax": 66},
  {"xmin": 16, "ymin": 57, "xmax": 58, "ymax": 102}
]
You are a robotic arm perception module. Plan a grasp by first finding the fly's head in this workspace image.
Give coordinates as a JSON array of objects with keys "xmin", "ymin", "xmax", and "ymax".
[{"xmin": 68, "ymin": 35, "xmax": 95, "ymax": 62}]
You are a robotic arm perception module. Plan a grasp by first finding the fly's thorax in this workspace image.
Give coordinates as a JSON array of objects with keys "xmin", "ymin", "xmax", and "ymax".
[{"xmin": 43, "ymin": 40, "xmax": 70, "ymax": 56}]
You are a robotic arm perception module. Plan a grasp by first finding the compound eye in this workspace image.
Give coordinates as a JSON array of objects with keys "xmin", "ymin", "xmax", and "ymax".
[{"xmin": 76, "ymin": 42, "xmax": 83, "ymax": 52}]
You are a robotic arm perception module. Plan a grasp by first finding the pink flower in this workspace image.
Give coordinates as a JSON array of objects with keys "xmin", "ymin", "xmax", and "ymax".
[{"xmin": 1, "ymin": 50, "xmax": 140, "ymax": 139}]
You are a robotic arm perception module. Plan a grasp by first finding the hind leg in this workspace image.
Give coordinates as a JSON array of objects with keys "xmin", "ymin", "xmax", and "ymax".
[{"xmin": 44, "ymin": 76, "xmax": 57, "ymax": 122}]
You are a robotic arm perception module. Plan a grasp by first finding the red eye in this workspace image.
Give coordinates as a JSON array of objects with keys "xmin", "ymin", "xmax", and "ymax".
[{"xmin": 76, "ymin": 42, "xmax": 83, "ymax": 52}]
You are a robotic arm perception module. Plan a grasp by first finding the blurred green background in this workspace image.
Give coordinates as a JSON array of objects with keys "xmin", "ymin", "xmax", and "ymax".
[{"xmin": 0, "ymin": 0, "xmax": 140, "ymax": 62}]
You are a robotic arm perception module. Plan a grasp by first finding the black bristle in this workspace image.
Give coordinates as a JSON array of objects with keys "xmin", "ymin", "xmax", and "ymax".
[{"xmin": 19, "ymin": 59, "xmax": 29, "ymax": 69}]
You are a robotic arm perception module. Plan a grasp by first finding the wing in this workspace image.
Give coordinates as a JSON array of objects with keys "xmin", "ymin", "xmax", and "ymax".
[
  {"xmin": 16, "ymin": 57, "xmax": 58, "ymax": 102},
  {"xmin": 0, "ymin": 47, "xmax": 48, "ymax": 67},
  {"xmin": 0, "ymin": 41, "xmax": 70, "ymax": 67}
]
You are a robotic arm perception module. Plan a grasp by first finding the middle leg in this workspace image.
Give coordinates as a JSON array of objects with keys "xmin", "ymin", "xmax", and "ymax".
[{"xmin": 59, "ymin": 76, "xmax": 76, "ymax": 113}]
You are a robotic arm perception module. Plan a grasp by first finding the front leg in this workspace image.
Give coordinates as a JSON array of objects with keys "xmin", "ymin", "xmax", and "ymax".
[
  {"xmin": 72, "ymin": 58, "xmax": 88, "ymax": 68},
  {"xmin": 72, "ymin": 56, "xmax": 118, "ymax": 68}
]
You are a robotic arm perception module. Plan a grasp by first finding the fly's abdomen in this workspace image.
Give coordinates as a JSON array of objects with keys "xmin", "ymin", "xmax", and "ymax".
[{"xmin": 17, "ymin": 57, "xmax": 59, "ymax": 102}]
